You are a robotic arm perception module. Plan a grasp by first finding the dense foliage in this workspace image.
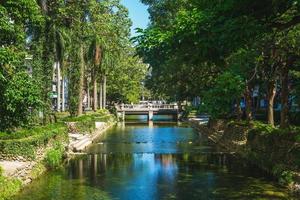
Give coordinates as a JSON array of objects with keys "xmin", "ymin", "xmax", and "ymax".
[
  {"xmin": 202, "ymin": 72, "xmax": 245, "ymax": 119},
  {"xmin": 0, "ymin": 0, "xmax": 147, "ymax": 131},
  {"xmin": 0, "ymin": 72, "xmax": 42, "ymax": 131},
  {"xmin": 136, "ymin": 0, "xmax": 300, "ymax": 127},
  {"xmin": 0, "ymin": 123, "xmax": 68, "ymax": 159}
]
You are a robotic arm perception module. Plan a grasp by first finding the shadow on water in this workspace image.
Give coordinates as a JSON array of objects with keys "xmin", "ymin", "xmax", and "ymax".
[{"xmin": 13, "ymin": 120, "xmax": 295, "ymax": 200}]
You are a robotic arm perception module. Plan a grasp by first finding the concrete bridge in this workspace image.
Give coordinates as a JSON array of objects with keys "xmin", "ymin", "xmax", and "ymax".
[{"xmin": 116, "ymin": 103, "xmax": 179, "ymax": 121}]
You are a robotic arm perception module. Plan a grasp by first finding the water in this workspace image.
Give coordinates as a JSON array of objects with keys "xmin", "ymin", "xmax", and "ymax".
[{"xmin": 14, "ymin": 122, "xmax": 294, "ymax": 200}]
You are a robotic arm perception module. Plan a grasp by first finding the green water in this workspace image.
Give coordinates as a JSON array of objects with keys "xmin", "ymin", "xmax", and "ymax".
[{"xmin": 13, "ymin": 122, "xmax": 294, "ymax": 200}]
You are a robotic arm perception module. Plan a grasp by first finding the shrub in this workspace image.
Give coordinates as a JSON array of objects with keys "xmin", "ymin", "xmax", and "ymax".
[
  {"xmin": 44, "ymin": 144, "xmax": 64, "ymax": 169},
  {"xmin": 63, "ymin": 111, "xmax": 113, "ymax": 134},
  {"xmin": 251, "ymin": 121, "xmax": 277, "ymax": 135},
  {"xmin": 182, "ymin": 105, "xmax": 198, "ymax": 118},
  {"xmin": 0, "ymin": 174, "xmax": 22, "ymax": 200},
  {"xmin": 0, "ymin": 123, "xmax": 68, "ymax": 159},
  {"xmin": 272, "ymin": 165, "xmax": 294, "ymax": 185},
  {"xmin": 30, "ymin": 162, "xmax": 47, "ymax": 179}
]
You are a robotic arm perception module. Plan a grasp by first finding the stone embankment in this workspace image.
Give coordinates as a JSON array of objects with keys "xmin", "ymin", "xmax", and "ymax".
[
  {"xmin": 67, "ymin": 121, "xmax": 114, "ymax": 153},
  {"xmin": 0, "ymin": 119, "xmax": 115, "ymax": 187},
  {"xmin": 0, "ymin": 141, "xmax": 65, "ymax": 185},
  {"xmin": 190, "ymin": 119, "xmax": 300, "ymax": 195}
]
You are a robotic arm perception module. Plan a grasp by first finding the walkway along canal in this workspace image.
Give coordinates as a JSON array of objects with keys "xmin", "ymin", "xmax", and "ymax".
[{"xmin": 13, "ymin": 118, "xmax": 295, "ymax": 200}]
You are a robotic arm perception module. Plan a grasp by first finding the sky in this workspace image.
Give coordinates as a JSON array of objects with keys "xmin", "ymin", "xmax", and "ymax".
[{"xmin": 121, "ymin": 0, "xmax": 150, "ymax": 36}]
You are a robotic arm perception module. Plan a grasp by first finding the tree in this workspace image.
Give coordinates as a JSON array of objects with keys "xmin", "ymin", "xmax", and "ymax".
[
  {"xmin": 137, "ymin": 0, "xmax": 300, "ymax": 127},
  {"xmin": 0, "ymin": 72, "xmax": 42, "ymax": 131},
  {"xmin": 202, "ymin": 72, "xmax": 245, "ymax": 119}
]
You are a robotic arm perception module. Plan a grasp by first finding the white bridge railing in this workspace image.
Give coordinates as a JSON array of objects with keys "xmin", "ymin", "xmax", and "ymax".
[{"xmin": 116, "ymin": 104, "xmax": 178, "ymax": 111}]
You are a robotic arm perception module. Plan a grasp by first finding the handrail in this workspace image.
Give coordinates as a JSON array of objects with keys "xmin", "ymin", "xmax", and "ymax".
[{"xmin": 116, "ymin": 104, "xmax": 178, "ymax": 111}]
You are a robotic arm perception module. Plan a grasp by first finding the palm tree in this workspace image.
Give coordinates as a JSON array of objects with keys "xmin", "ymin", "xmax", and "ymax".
[
  {"xmin": 88, "ymin": 36, "xmax": 103, "ymax": 111},
  {"xmin": 101, "ymin": 50, "xmax": 117, "ymax": 109},
  {"xmin": 56, "ymin": 29, "xmax": 70, "ymax": 112},
  {"xmin": 38, "ymin": 0, "xmax": 68, "ymax": 113}
]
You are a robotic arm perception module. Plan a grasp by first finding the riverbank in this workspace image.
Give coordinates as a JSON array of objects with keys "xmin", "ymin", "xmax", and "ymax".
[
  {"xmin": 190, "ymin": 118, "xmax": 300, "ymax": 195},
  {"xmin": 11, "ymin": 121, "xmax": 295, "ymax": 200},
  {"xmin": 0, "ymin": 110, "xmax": 116, "ymax": 200},
  {"xmin": 67, "ymin": 118, "xmax": 116, "ymax": 154}
]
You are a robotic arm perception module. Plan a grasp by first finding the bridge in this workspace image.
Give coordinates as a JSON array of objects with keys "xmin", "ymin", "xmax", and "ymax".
[{"xmin": 115, "ymin": 103, "xmax": 180, "ymax": 121}]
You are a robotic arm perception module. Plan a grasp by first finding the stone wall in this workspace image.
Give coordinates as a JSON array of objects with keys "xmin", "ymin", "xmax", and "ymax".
[
  {"xmin": 191, "ymin": 119, "xmax": 300, "ymax": 195},
  {"xmin": 0, "ymin": 137, "xmax": 68, "ymax": 186}
]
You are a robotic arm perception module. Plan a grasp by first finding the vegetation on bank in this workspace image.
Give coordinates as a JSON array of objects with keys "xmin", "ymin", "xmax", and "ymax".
[
  {"xmin": 62, "ymin": 110, "xmax": 114, "ymax": 134},
  {"xmin": 0, "ymin": 123, "xmax": 68, "ymax": 159},
  {"xmin": 207, "ymin": 119, "xmax": 300, "ymax": 189},
  {"xmin": 0, "ymin": 0, "xmax": 147, "ymax": 133},
  {"xmin": 249, "ymin": 123, "xmax": 300, "ymax": 189},
  {"xmin": 0, "ymin": 166, "xmax": 22, "ymax": 200},
  {"xmin": 44, "ymin": 142, "xmax": 64, "ymax": 169},
  {"xmin": 0, "ymin": 110, "xmax": 114, "ymax": 159},
  {"xmin": 0, "ymin": 111, "xmax": 115, "ymax": 199}
]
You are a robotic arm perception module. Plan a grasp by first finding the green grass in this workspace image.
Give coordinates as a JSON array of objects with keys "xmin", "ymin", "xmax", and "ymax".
[
  {"xmin": 0, "ymin": 166, "xmax": 22, "ymax": 200},
  {"xmin": 30, "ymin": 162, "xmax": 47, "ymax": 180},
  {"xmin": 44, "ymin": 143, "xmax": 64, "ymax": 169}
]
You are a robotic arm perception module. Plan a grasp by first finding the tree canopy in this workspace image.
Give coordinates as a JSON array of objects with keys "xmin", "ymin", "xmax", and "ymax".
[
  {"xmin": 0, "ymin": 0, "xmax": 147, "ymax": 131},
  {"xmin": 136, "ymin": 0, "xmax": 300, "ymax": 127}
]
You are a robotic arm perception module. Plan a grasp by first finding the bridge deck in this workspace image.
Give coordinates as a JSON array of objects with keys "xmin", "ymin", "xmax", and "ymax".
[
  {"xmin": 116, "ymin": 104, "xmax": 179, "ymax": 113},
  {"xmin": 116, "ymin": 104, "xmax": 179, "ymax": 120}
]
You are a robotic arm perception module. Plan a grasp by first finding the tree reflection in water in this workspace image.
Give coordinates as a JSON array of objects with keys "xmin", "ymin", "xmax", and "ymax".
[{"xmin": 13, "ymin": 123, "xmax": 294, "ymax": 200}]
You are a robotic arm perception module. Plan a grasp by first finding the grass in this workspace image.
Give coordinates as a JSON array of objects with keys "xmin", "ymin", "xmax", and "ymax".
[
  {"xmin": 43, "ymin": 141, "xmax": 65, "ymax": 169},
  {"xmin": 0, "ymin": 166, "xmax": 22, "ymax": 200},
  {"xmin": 30, "ymin": 162, "xmax": 47, "ymax": 180}
]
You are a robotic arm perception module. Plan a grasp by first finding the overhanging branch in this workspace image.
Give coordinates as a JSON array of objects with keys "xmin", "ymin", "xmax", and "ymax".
[{"xmin": 272, "ymin": 15, "xmax": 300, "ymax": 30}]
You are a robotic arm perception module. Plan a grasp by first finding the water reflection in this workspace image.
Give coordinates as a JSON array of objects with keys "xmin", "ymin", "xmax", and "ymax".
[
  {"xmin": 13, "ymin": 123, "xmax": 295, "ymax": 200},
  {"xmin": 59, "ymin": 153, "xmax": 292, "ymax": 200}
]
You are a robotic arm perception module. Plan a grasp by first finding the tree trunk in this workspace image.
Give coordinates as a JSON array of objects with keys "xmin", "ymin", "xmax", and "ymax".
[
  {"xmin": 177, "ymin": 101, "xmax": 182, "ymax": 112},
  {"xmin": 245, "ymin": 84, "xmax": 253, "ymax": 121},
  {"xmin": 99, "ymin": 76, "xmax": 103, "ymax": 109},
  {"xmin": 267, "ymin": 80, "xmax": 276, "ymax": 126},
  {"xmin": 77, "ymin": 45, "xmax": 84, "ymax": 116},
  {"xmin": 56, "ymin": 61, "xmax": 61, "ymax": 112},
  {"xmin": 61, "ymin": 75, "xmax": 65, "ymax": 112},
  {"xmin": 103, "ymin": 75, "xmax": 107, "ymax": 109},
  {"xmin": 92, "ymin": 75, "xmax": 97, "ymax": 111},
  {"xmin": 87, "ymin": 79, "xmax": 90, "ymax": 110},
  {"xmin": 236, "ymin": 98, "xmax": 242, "ymax": 121},
  {"xmin": 280, "ymin": 65, "xmax": 289, "ymax": 128}
]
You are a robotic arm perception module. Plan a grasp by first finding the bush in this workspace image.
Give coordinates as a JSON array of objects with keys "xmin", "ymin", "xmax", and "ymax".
[
  {"xmin": 0, "ymin": 171, "xmax": 22, "ymax": 200},
  {"xmin": 44, "ymin": 143, "xmax": 64, "ymax": 169},
  {"xmin": 0, "ymin": 123, "xmax": 68, "ymax": 159},
  {"xmin": 272, "ymin": 165, "xmax": 294, "ymax": 186},
  {"xmin": 182, "ymin": 105, "xmax": 198, "ymax": 118},
  {"xmin": 63, "ymin": 111, "xmax": 113, "ymax": 134},
  {"xmin": 251, "ymin": 121, "xmax": 277, "ymax": 135},
  {"xmin": 30, "ymin": 162, "xmax": 47, "ymax": 179}
]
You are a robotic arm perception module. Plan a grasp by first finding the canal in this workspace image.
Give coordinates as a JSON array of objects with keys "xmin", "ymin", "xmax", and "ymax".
[{"xmin": 13, "ymin": 120, "xmax": 294, "ymax": 200}]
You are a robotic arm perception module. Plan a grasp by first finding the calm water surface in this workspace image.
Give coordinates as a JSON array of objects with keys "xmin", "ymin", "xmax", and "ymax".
[{"xmin": 14, "ymin": 121, "xmax": 294, "ymax": 200}]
